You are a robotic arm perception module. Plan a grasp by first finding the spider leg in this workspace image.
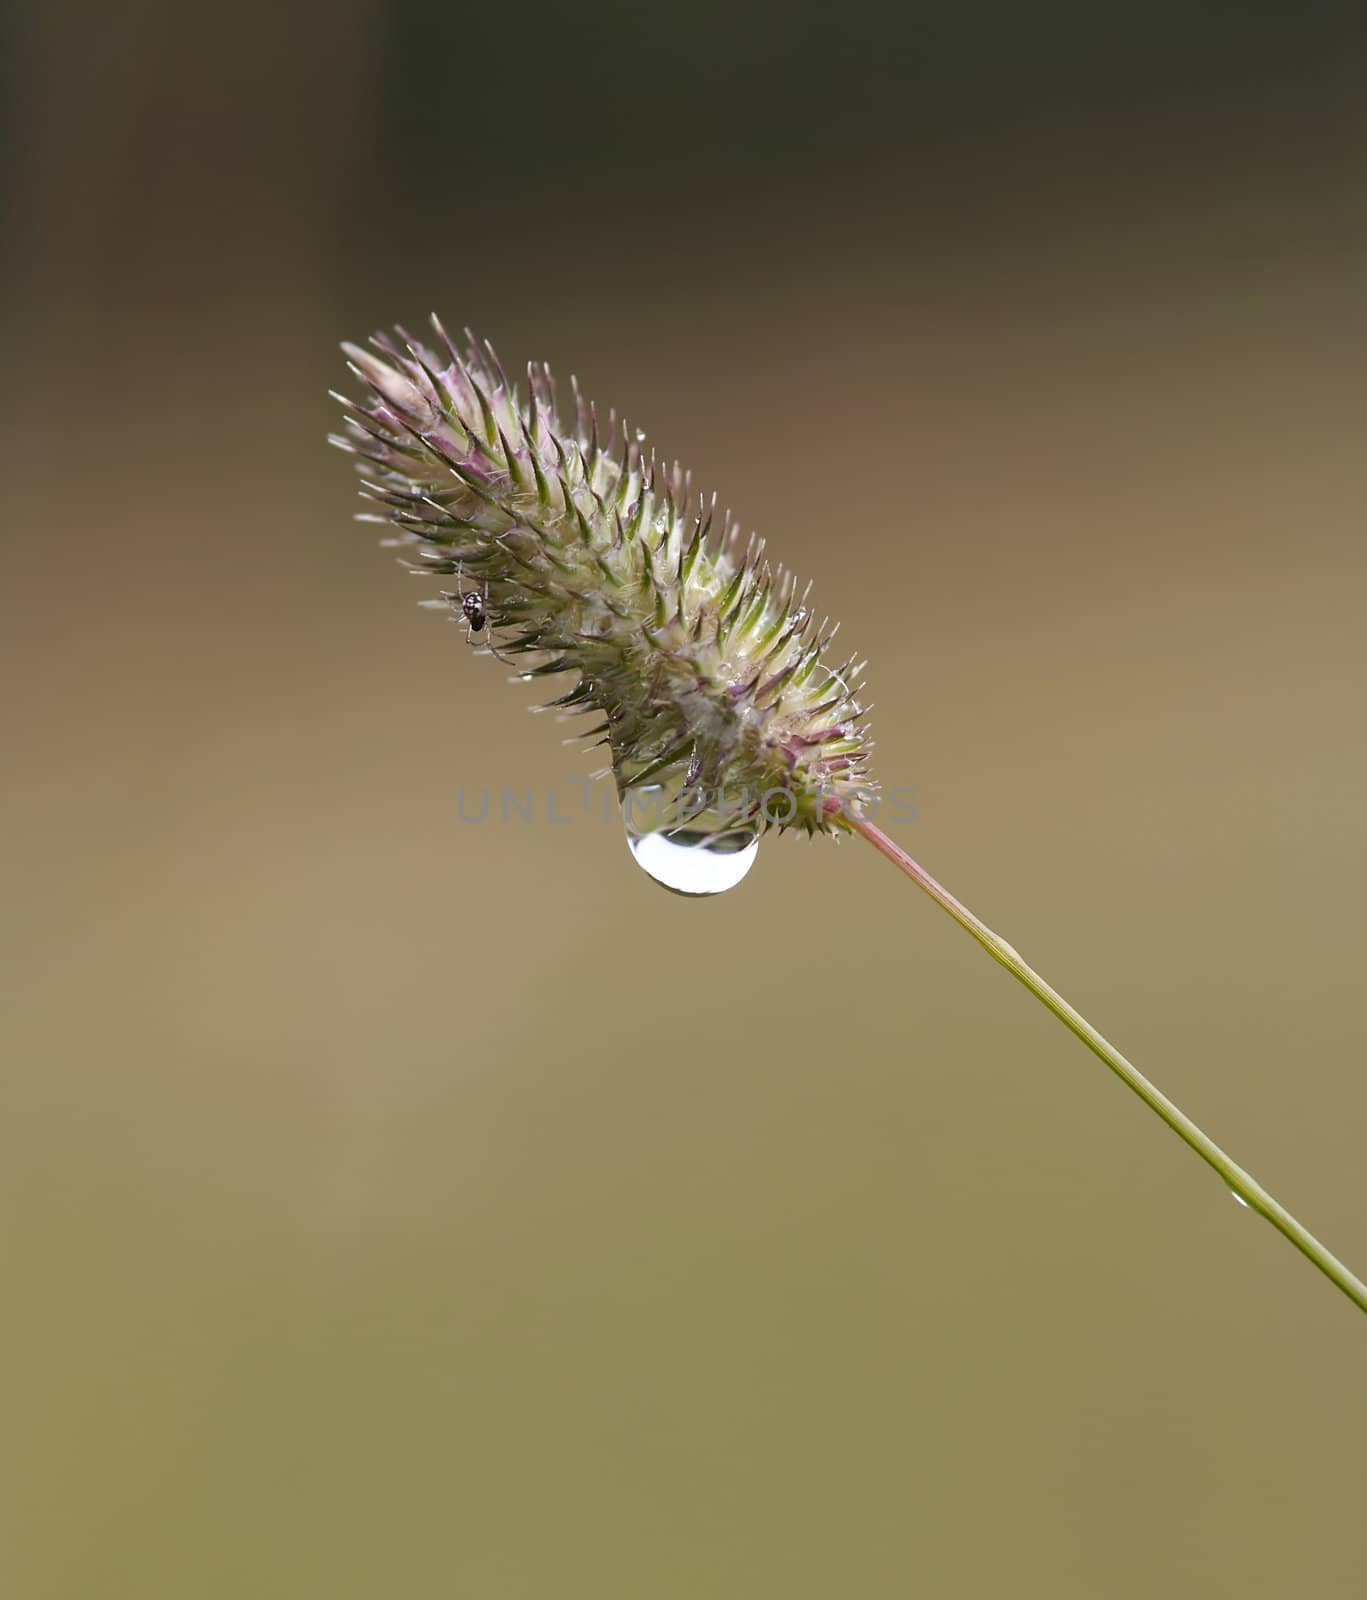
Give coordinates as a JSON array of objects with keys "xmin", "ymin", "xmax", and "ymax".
[{"xmin": 482, "ymin": 630, "xmax": 516, "ymax": 665}]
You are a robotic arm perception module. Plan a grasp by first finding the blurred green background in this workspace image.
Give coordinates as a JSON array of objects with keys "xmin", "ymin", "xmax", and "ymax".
[{"xmin": 3, "ymin": 2, "xmax": 1366, "ymax": 1595}]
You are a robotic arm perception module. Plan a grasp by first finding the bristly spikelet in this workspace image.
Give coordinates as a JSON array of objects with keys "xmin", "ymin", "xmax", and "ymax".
[{"xmin": 329, "ymin": 318, "xmax": 876, "ymax": 833}]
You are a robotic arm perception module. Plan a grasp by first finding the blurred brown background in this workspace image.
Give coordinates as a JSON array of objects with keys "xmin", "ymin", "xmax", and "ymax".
[{"xmin": 3, "ymin": 2, "xmax": 1366, "ymax": 1595}]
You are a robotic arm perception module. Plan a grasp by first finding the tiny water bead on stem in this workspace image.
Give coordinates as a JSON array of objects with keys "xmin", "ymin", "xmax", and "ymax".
[{"xmin": 331, "ymin": 319, "xmax": 1367, "ymax": 1317}]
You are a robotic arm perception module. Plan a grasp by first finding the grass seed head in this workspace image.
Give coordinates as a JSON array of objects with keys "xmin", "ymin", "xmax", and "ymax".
[{"xmin": 330, "ymin": 319, "xmax": 876, "ymax": 833}]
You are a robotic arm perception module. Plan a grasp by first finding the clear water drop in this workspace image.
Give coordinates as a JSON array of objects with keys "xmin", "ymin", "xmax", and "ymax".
[
  {"xmin": 1229, "ymin": 1190, "xmax": 1251, "ymax": 1209},
  {"xmin": 628, "ymin": 826, "xmax": 759, "ymax": 896},
  {"xmin": 622, "ymin": 784, "xmax": 759, "ymax": 897}
]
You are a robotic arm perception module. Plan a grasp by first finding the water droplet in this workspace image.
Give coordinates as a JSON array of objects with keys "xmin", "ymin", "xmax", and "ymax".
[
  {"xmin": 628, "ymin": 827, "xmax": 760, "ymax": 896},
  {"xmin": 622, "ymin": 783, "xmax": 759, "ymax": 896},
  {"xmin": 1229, "ymin": 1190, "xmax": 1251, "ymax": 1209}
]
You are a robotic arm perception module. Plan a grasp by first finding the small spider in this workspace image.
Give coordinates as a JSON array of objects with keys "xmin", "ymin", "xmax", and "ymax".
[
  {"xmin": 440, "ymin": 576, "xmax": 513, "ymax": 662},
  {"xmin": 460, "ymin": 588, "xmax": 487, "ymax": 636}
]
